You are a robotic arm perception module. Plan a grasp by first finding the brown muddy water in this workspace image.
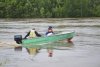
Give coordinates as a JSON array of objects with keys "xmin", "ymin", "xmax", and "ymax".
[{"xmin": 0, "ymin": 18, "xmax": 100, "ymax": 67}]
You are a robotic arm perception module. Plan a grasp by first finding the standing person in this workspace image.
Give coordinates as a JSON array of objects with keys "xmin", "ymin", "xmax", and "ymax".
[
  {"xmin": 45, "ymin": 26, "xmax": 54, "ymax": 36},
  {"xmin": 24, "ymin": 28, "xmax": 41, "ymax": 39}
]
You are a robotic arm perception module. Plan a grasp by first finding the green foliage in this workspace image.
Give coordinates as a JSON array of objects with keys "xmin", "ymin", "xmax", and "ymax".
[
  {"xmin": 0, "ymin": 0, "xmax": 100, "ymax": 18},
  {"xmin": 94, "ymin": 5, "xmax": 100, "ymax": 16}
]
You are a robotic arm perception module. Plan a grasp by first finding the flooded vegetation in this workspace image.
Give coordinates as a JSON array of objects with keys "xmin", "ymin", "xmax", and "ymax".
[{"xmin": 0, "ymin": 18, "xmax": 100, "ymax": 67}]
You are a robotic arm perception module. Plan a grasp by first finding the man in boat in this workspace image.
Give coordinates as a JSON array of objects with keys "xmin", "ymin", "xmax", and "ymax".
[
  {"xmin": 46, "ymin": 26, "xmax": 54, "ymax": 36},
  {"xmin": 46, "ymin": 26, "xmax": 54, "ymax": 57},
  {"xmin": 24, "ymin": 28, "xmax": 41, "ymax": 56},
  {"xmin": 24, "ymin": 28, "xmax": 41, "ymax": 39}
]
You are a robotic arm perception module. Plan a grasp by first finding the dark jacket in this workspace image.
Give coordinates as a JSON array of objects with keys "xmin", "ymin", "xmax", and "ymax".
[{"xmin": 24, "ymin": 31, "xmax": 41, "ymax": 39}]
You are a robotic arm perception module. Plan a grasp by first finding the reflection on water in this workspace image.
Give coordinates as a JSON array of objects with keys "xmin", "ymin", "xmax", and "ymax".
[
  {"xmin": 14, "ymin": 46, "xmax": 22, "ymax": 51},
  {"xmin": 26, "ymin": 48, "xmax": 39, "ymax": 55},
  {"xmin": 15, "ymin": 41, "xmax": 73, "ymax": 56},
  {"xmin": 14, "ymin": 41, "xmax": 74, "ymax": 57}
]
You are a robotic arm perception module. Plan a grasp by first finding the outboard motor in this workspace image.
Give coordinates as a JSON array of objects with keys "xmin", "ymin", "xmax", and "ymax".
[{"xmin": 14, "ymin": 35, "xmax": 22, "ymax": 44}]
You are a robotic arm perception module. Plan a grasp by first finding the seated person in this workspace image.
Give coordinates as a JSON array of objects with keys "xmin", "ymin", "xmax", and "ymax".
[{"xmin": 46, "ymin": 26, "xmax": 54, "ymax": 36}]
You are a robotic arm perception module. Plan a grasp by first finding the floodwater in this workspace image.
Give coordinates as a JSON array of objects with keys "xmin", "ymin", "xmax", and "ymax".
[{"xmin": 0, "ymin": 18, "xmax": 100, "ymax": 67}]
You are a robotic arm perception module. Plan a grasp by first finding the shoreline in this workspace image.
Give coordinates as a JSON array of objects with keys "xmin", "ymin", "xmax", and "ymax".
[{"xmin": 0, "ymin": 18, "xmax": 100, "ymax": 22}]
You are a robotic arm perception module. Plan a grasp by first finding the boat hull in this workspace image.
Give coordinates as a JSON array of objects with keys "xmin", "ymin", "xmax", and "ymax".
[{"xmin": 22, "ymin": 32, "xmax": 75, "ymax": 48}]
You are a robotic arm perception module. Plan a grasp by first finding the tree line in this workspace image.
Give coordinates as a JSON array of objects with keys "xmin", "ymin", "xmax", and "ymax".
[{"xmin": 0, "ymin": 0, "xmax": 100, "ymax": 18}]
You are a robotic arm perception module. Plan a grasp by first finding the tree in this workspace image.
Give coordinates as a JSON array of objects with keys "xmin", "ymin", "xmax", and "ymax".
[
  {"xmin": 0, "ymin": 1, "xmax": 6, "ymax": 18},
  {"xmin": 40, "ymin": 7, "xmax": 45, "ymax": 17},
  {"xmin": 0, "ymin": 0, "xmax": 100, "ymax": 18},
  {"xmin": 94, "ymin": 5, "xmax": 100, "ymax": 16}
]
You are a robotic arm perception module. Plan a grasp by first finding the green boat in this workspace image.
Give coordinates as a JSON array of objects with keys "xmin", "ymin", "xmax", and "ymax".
[{"xmin": 21, "ymin": 31, "xmax": 75, "ymax": 48}]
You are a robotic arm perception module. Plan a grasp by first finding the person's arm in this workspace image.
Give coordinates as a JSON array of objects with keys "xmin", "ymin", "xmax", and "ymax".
[
  {"xmin": 51, "ymin": 29, "xmax": 54, "ymax": 33},
  {"xmin": 45, "ymin": 32, "xmax": 49, "ymax": 35},
  {"xmin": 24, "ymin": 31, "xmax": 30, "ymax": 39},
  {"xmin": 35, "ymin": 31, "xmax": 41, "ymax": 37}
]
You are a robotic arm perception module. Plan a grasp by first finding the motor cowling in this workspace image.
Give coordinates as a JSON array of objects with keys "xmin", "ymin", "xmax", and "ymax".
[{"xmin": 14, "ymin": 35, "xmax": 22, "ymax": 44}]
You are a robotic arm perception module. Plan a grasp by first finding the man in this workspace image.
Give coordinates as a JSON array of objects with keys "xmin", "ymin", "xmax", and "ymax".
[
  {"xmin": 45, "ymin": 26, "xmax": 54, "ymax": 57},
  {"xmin": 24, "ymin": 28, "xmax": 41, "ymax": 39},
  {"xmin": 46, "ymin": 26, "xmax": 54, "ymax": 36}
]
